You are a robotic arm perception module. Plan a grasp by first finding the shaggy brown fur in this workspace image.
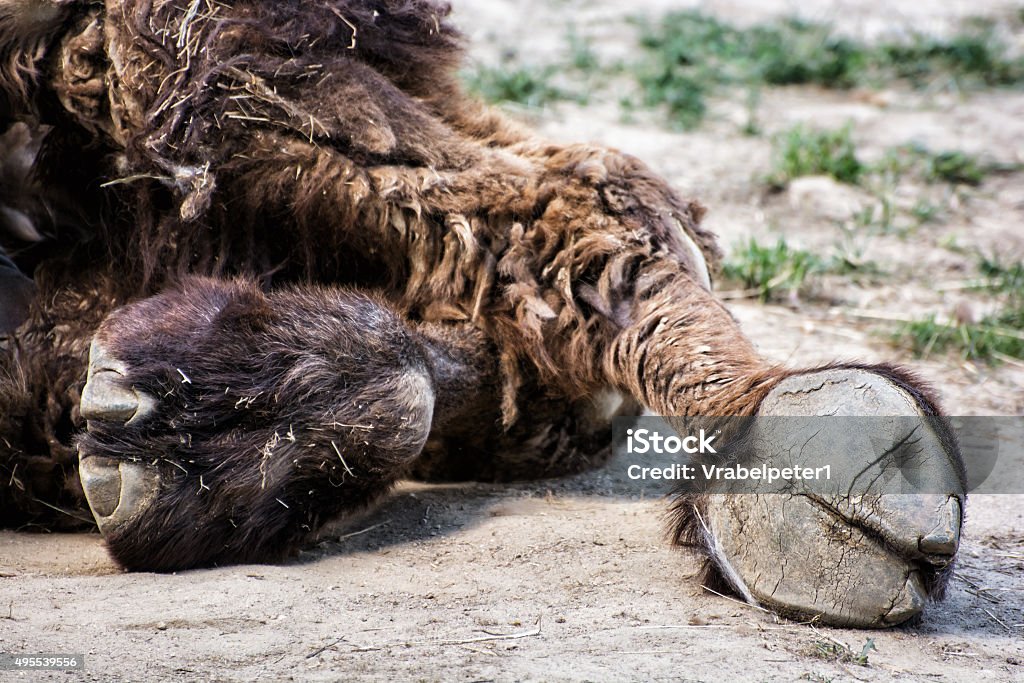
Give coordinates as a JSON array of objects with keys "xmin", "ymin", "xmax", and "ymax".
[
  {"xmin": 0, "ymin": 0, "xmax": 723, "ymax": 527},
  {"xmin": 0, "ymin": 0, "xmax": 960, "ymax": 612}
]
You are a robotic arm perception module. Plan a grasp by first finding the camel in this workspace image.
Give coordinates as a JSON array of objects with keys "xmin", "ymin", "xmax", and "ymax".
[{"xmin": 0, "ymin": 0, "xmax": 964, "ymax": 627}]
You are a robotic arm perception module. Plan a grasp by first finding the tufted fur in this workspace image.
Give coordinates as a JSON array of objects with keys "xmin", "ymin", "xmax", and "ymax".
[{"xmin": 0, "ymin": 0, "xmax": 958, "ymax": 605}]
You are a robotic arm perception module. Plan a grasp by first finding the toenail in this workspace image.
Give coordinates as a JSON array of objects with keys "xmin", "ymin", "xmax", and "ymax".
[
  {"xmin": 882, "ymin": 574, "xmax": 926, "ymax": 625},
  {"xmin": 80, "ymin": 370, "xmax": 139, "ymax": 422},
  {"xmin": 79, "ymin": 455, "xmax": 123, "ymax": 518},
  {"xmin": 919, "ymin": 498, "xmax": 961, "ymax": 557}
]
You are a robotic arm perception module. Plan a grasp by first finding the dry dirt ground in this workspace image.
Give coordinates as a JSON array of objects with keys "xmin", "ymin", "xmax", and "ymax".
[{"xmin": 2, "ymin": 1, "xmax": 1023, "ymax": 681}]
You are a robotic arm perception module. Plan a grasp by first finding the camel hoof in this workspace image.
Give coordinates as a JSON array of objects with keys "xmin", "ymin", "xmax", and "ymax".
[
  {"xmin": 79, "ymin": 339, "xmax": 160, "ymax": 534},
  {"xmin": 79, "ymin": 454, "xmax": 160, "ymax": 535},
  {"xmin": 705, "ymin": 369, "xmax": 964, "ymax": 627},
  {"xmin": 80, "ymin": 339, "xmax": 157, "ymax": 425}
]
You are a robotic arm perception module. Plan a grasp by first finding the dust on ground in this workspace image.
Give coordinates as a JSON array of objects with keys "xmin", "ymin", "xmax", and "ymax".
[{"xmin": 1, "ymin": 1, "xmax": 1022, "ymax": 681}]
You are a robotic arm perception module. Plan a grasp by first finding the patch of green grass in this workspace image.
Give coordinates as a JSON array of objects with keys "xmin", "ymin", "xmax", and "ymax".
[
  {"xmin": 875, "ymin": 144, "xmax": 991, "ymax": 186},
  {"xmin": 809, "ymin": 638, "xmax": 876, "ymax": 667},
  {"xmin": 799, "ymin": 675, "xmax": 834, "ymax": 683},
  {"xmin": 873, "ymin": 144, "xmax": 923, "ymax": 180},
  {"xmin": 742, "ymin": 86, "xmax": 762, "ymax": 136},
  {"xmin": 723, "ymin": 236, "xmax": 886, "ymax": 302},
  {"xmin": 629, "ymin": 12, "xmax": 1024, "ymax": 129},
  {"xmin": 979, "ymin": 256, "xmax": 1024, "ymax": 332},
  {"xmin": 895, "ymin": 315, "xmax": 1024, "ymax": 361},
  {"xmin": 747, "ymin": 19, "xmax": 868, "ymax": 88},
  {"xmin": 924, "ymin": 151, "xmax": 986, "ymax": 186},
  {"xmin": 992, "ymin": 304, "xmax": 1024, "ymax": 332},
  {"xmin": 721, "ymin": 238, "xmax": 826, "ymax": 301},
  {"xmin": 859, "ymin": 195, "xmax": 898, "ymax": 234},
  {"xmin": 768, "ymin": 124, "xmax": 865, "ymax": 186},
  {"xmin": 979, "ymin": 257, "xmax": 1024, "ymax": 295},
  {"xmin": 910, "ymin": 199, "xmax": 942, "ymax": 224},
  {"xmin": 567, "ymin": 29, "xmax": 602, "ymax": 73},
  {"xmin": 464, "ymin": 64, "xmax": 572, "ymax": 108},
  {"xmin": 630, "ymin": 13, "xmax": 730, "ymax": 128},
  {"xmin": 862, "ymin": 145, "xmax": 992, "ymax": 232},
  {"xmin": 763, "ymin": 130, "xmax": 1001, "ymax": 238},
  {"xmin": 631, "ymin": 13, "xmax": 867, "ymax": 129},
  {"xmin": 875, "ymin": 20, "xmax": 1024, "ymax": 87},
  {"xmin": 763, "ymin": 135, "xmax": 998, "ymax": 236},
  {"xmin": 894, "ymin": 257, "xmax": 1024, "ymax": 362},
  {"xmin": 634, "ymin": 64, "xmax": 709, "ymax": 129}
]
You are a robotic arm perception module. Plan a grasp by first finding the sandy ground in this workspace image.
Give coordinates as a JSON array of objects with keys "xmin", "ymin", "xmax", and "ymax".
[{"xmin": 2, "ymin": 1, "xmax": 1023, "ymax": 681}]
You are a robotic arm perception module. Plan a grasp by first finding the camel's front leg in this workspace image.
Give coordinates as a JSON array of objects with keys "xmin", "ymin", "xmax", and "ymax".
[{"xmin": 604, "ymin": 268, "xmax": 965, "ymax": 627}]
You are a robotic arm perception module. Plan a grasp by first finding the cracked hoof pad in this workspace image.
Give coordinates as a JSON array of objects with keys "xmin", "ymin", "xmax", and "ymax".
[{"xmin": 704, "ymin": 369, "xmax": 964, "ymax": 627}]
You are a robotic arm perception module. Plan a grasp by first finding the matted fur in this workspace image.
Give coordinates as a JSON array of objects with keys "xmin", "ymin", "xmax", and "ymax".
[
  {"xmin": 0, "ymin": 0, "xmax": 727, "ymax": 530},
  {"xmin": 2, "ymin": 0, "xmax": 720, "ymax": 409},
  {"xmin": 0, "ymin": 0, "xmax": 962, "ymax": 613}
]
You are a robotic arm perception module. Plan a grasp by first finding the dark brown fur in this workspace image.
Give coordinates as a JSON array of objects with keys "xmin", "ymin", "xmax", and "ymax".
[
  {"xmin": 0, "ymin": 0, "xmax": 961, "ymax": 599},
  {"xmin": 81, "ymin": 278, "xmax": 442, "ymax": 569}
]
